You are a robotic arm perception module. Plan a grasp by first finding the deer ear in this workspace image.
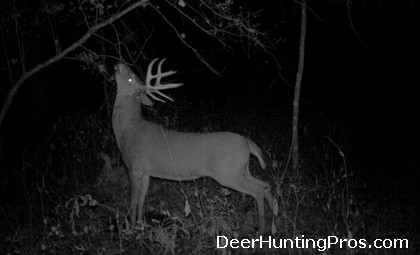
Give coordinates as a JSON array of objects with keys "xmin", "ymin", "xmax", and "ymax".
[{"xmin": 140, "ymin": 93, "xmax": 153, "ymax": 106}]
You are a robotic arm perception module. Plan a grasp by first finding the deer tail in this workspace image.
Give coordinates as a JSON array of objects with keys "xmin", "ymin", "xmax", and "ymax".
[{"xmin": 247, "ymin": 139, "xmax": 267, "ymax": 170}]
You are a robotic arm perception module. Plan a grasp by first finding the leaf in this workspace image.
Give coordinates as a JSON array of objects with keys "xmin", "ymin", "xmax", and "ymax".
[
  {"xmin": 178, "ymin": 0, "xmax": 186, "ymax": 7},
  {"xmin": 184, "ymin": 199, "xmax": 191, "ymax": 217},
  {"xmin": 273, "ymin": 198, "xmax": 279, "ymax": 216},
  {"xmin": 271, "ymin": 221, "xmax": 277, "ymax": 236}
]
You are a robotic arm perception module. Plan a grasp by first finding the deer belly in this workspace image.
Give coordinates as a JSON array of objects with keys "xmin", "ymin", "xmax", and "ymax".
[{"xmin": 151, "ymin": 165, "xmax": 204, "ymax": 181}]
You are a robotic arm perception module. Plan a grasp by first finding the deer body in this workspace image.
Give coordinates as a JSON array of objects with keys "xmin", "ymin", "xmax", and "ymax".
[{"xmin": 113, "ymin": 59, "xmax": 274, "ymax": 233}]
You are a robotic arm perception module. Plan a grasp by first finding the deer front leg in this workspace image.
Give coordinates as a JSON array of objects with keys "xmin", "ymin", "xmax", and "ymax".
[
  {"xmin": 136, "ymin": 174, "xmax": 150, "ymax": 224},
  {"xmin": 129, "ymin": 170, "xmax": 150, "ymax": 226},
  {"xmin": 130, "ymin": 180, "xmax": 141, "ymax": 226}
]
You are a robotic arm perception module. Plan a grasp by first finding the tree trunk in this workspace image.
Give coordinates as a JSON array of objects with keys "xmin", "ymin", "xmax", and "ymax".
[{"xmin": 292, "ymin": 0, "xmax": 307, "ymax": 171}]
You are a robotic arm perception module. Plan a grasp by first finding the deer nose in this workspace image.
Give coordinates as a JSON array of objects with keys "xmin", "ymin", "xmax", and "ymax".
[{"xmin": 115, "ymin": 64, "xmax": 122, "ymax": 73}]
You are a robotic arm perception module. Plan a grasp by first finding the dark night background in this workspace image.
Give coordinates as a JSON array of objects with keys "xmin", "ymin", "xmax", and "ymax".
[{"xmin": 0, "ymin": 0, "xmax": 418, "ymax": 253}]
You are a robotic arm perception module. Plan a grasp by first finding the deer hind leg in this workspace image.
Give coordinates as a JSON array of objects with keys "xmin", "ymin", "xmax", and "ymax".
[
  {"xmin": 216, "ymin": 170, "xmax": 267, "ymax": 233},
  {"xmin": 243, "ymin": 165, "xmax": 275, "ymax": 233},
  {"xmin": 244, "ymin": 175, "xmax": 275, "ymax": 233},
  {"xmin": 245, "ymin": 174, "xmax": 274, "ymax": 211},
  {"xmin": 264, "ymin": 188, "xmax": 274, "ymax": 211}
]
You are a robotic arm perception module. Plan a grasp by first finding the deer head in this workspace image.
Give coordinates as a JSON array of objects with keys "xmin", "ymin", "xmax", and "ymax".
[{"xmin": 114, "ymin": 58, "xmax": 183, "ymax": 107}]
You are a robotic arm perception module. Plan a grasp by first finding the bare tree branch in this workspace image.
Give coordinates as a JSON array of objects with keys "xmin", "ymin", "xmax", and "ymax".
[
  {"xmin": 0, "ymin": 0, "xmax": 148, "ymax": 128},
  {"xmin": 149, "ymin": 2, "xmax": 221, "ymax": 75}
]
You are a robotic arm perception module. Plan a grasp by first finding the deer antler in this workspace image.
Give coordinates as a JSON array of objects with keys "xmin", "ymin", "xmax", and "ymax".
[{"xmin": 144, "ymin": 58, "xmax": 183, "ymax": 102}]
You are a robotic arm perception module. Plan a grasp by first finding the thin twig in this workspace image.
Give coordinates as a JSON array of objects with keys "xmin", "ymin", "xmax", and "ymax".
[{"xmin": 149, "ymin": 3, "xmax": 221, "ymax": 76}]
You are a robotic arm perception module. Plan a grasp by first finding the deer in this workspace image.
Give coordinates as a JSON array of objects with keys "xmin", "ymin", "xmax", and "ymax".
[{"xmin": 112, "ymin": 58, "xmax": 274, "ymax": 233}]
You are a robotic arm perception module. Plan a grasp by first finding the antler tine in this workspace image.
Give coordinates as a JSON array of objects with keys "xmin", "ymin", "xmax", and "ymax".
[
  {"xmin": 155, "ymin": 59, "xmax": 175, "ymax": 86},
  {"xmin": 148, "ymin": 90, "xmax": 174, "ymax": 102},
  {"xmin": 145, "ymin": 58, "xmax": 183, "ymax": 103}
]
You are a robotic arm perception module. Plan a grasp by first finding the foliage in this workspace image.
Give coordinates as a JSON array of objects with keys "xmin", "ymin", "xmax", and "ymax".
[{"xmin": 1, "ymin": 104, "xmax": 415, "ymax": 254}]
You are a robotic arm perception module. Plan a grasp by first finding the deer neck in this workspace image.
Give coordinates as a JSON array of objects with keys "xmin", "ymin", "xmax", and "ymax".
[{"xmin": 112, "ymin": 93, "xmax": 146, "ymax": 148}]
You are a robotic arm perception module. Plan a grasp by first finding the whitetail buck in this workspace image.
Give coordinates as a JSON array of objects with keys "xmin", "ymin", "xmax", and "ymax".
[{"xmin": 112, "ymin": 59, "xmax": 274, "ymax": 233}]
